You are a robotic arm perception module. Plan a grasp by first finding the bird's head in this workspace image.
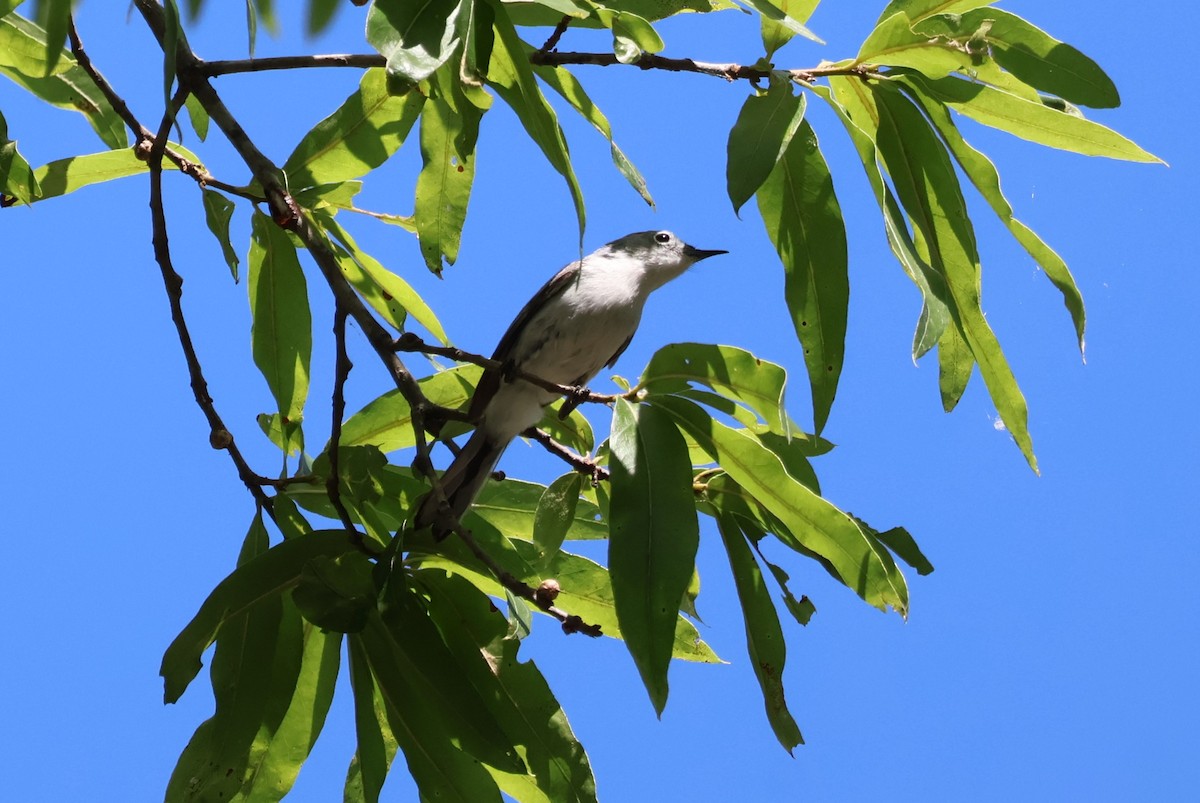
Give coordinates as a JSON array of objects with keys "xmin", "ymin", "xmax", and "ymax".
[{"xmin": 601, "ymin": 230, "xmax": 727, "ymax": 292}]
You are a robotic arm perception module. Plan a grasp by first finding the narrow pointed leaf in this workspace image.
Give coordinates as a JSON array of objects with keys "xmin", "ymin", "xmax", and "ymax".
[
  {"xmin": 367, "ymin": 0, "xmax": 466, "ymax": 89},
  {"xmin": 487, "ymin": 5, "xmax": 586, "ymax": 239},
  {"xmin": 0, "ymin": 111, "xmax": 39, "ymax": 204},
  {"xmin": 339, "ymin": 366, "xmax": 482, "ymax": 452},
  {"xmin": 915, "ymin": 8, "xmax": 1119, "ymax": 108},
  {"xmin": 727, "ymin": 81, "xmax": 806, "ymax": 215},
  {"xmin": 160, "ymin": 530, "xmax": 361, "ymax": 703},
  {"xmin": 419, "ymin": 570, "xmax": 599, "ymax": 803},
  {"xmin": 716, "ymin": 514, "xmax": 804, "ymax": 753},
  {"xmin": 757, "ymin": 119, "xmax": 848, "ymax": 433},
  {"xmin": 283, "ymin": 68, "xmax": 425, "ymax": 190},
  {"xmin": 608, "ymin": 399, "xmax": 702, "ymax": 715},
  {"xmin": 649, "ymin": 395, "xmax": 910, "ymax": 614},
  {"xmin": 415, "ymin": 93, "xmax": 477, "ymax": 273},
  {"xmin": 761, "ymin": 0, "xmax": 821, "ymax": 58},
  {"xmin": 900, "ymin": 75, "xmax": 1086, "ymax": 348},
  {"xmin": 533, "ymin": 473, "xmax": 583, "ymax": 567},
  {"xmin": 871, "ymin": 84, "xmax": 1038, "ymax": 470},
  {"xmin": 874, "ymin": 0, "xmax": 995, "ymax": 26},
  {"xmin": 639, "ymin": 342, "xmax": 790, "ymax": 436},
  {"xmin": 345, "ymin": 637, "xmax": 399, "ymax": 803},
  {"xmin": 201, "ymin": 189, "xmax": 239, "ymax": 281},
  {"xmin": 533, "ymin": 60, "xmax": 653, "ymax": 206},
  {"xmin": 249, "ymin": 211, "xmax": 312, "ymax": 443},
  {"xmin": 916, "ymin": 74, "xmax": 1160, "ymax": 162},
  {"xmin": 17, "ymin": 146, "xmax": 194, "ymax": 203},
  {"xmin": 359, "ymin": 618, "xmax": 505, "ymax": 802}
]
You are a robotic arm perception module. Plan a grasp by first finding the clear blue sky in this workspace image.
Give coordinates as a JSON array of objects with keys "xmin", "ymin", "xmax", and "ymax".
[{"xmin": 2, "ymin": 1, "xmax": 1196, "ymax": 800}]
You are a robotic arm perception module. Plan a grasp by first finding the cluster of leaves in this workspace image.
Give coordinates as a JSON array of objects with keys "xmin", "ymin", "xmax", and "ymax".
[{"xmin": 0, "ymin": 0, "xmax": 1156, "ymax": 801}]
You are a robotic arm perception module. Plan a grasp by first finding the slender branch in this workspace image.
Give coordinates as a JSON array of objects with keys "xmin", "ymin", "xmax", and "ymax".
[
  {"xmin": 131, "ymin": 0, "xmax": 448, "ymax": 535},
  {"xmin": 395, "ymin": 332, "xmax": 626, "ymax": 408},
  {"xmin": 529, "ymin": 49, "xmax": 881, "ymax": 84},
  {"xmin": 525, "ymin": 428, "xmax": 610, "ymax": 483},
  {"xmin": 143, "ymin": 87, "xmax": 275, "ymax": 515},
  {"xmin": 326, "ymin": 305, "xmax": 361, "ymax": 539},
  {"xmin": 538, "ymin": 15, "xmax": 572, "ymax": 54},
  {"xmin": 448, "ymin": 523, "xmax": 603, "ymax": 637},
  {"xmin": 198, "ymin": 53, "xmax": 385, "ymax": 76},
  {"xmin": 68, "ymin": 17, "xmax": 265, "ymax": 204}
]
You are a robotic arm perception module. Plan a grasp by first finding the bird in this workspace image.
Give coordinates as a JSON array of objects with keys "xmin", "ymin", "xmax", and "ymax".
[{"xmin": 413, "ymin": 230, "xmax": 726, "ymax": 535}]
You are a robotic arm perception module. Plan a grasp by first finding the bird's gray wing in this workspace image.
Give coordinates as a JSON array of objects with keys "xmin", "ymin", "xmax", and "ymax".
[
  {"xmin": 467, "ymin": 260, "xmax": 581, "ymax": 421},
  {"xmin": 604, "ymin": 334, "xmax": 635, "ymax": 371}
]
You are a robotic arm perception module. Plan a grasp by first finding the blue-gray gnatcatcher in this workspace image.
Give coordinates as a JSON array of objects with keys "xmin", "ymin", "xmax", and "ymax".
[{"xmin": 414, "ymin": 230, "xmax": 726, "ymax": 533}]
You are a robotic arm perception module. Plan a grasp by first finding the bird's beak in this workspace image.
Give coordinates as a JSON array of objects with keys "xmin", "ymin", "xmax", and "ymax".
[{"xmin": 683, "ymin": 245, "xmax": 728, "ymax": 262}]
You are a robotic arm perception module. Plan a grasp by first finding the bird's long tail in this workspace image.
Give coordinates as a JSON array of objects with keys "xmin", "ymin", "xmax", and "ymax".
[{"xmin": 413, "ymin": 428, "xmax": 507, "ymax": 537}]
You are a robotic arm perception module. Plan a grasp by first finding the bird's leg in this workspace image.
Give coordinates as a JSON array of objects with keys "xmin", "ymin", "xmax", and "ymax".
[{"xmin": 558, "ymin": 384, "xmax": 592, "ymax": 419}]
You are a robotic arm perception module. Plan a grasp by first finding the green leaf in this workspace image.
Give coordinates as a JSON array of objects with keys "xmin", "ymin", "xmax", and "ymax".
[
  {"xmin": 875, "ymin": 0, "xmax": 994, "ymax": 25},
  {"xmin": 532, "ymin": 472, "xmax": 582, "ymax": 567},
  {"xmin": 292, "ymin": 552, "xmax": 376, "ymax": 633},
  {"xmin": 0, "ymin": 13, "xmax": 127, "ymax": 149},
  {"xmin": 184, "ymin": 92, "xmax": 209, "ymax": 141},
  {"xmin": 855, "ymin": 10, "xmax": 979, "ymax": 78},
  {"xmin": 870, "ymin": 83, "xmax": 1038, "ymax": 470},
  {"xmin": 915, "ymin": 74, "xmax": 1160, "ymax": 162},
  {"xmin": 32, "ymin": 0, "xmax": 69, "ymax": 75},
  {"xmin": 915, "ymin": 8, "xmax": 1119, "ymax": 108},
  {"xmin": 715, "ymin": 514, "xmax": 804, "ymax": 753},
  {"xmin": 533, "ymin": 60, "xmax": 653, "ymax": 206},
  {"xmin": 820, "ymin": 78, "xmax": 954, "ymax": 360},
  {"xmin": 367, "ymin": 0, "xmax": 466, "ymax": 89},
  {"xmin": 306, "ymin": 0, "xmax": 340, "ymax": 36},
  {"xmin": 249, "ymin": 211, "xmax": 312, "ymax": 449},
  {"xmin": 416, "ymin": 525, "xmax": 720, "ymax": 664},
  {"xmin": 899, "ymin": 75, "xmax": 1086, "ymax": 350},
  {"xmin": 415, "ymin": 76, "xmax": 480, "ymax": 273},
  {"xmin": 608, "ymin": 399, "xmax": 701, "ymax": 715},
  {"xmin": 345, "ymin": 637, "xmax": 399, "ymax": 803},
  {"xmin": 282, "ymin": 68, "xmax": 425, "ymax": 190},
  {"xmin": 487, "ymin": 3, "xmax": 586, "ymax": 240},
  {"xmin": 232, "ymin": 624, "xmax": 342, "ymax": 802},
  {"xmin": 160, "ymin": 529, "xmax": 360, "ymax": 704},
  {"xmin": 639, "ymin": 342, "xmax": 790, "ymax": 437},
  {"xmin": 753, "ymin": 546, "xmax": 816, "ymax": 626},
  {"xmin": 340, "ymin": 366, "xmax": 482, "ymax": 452},
  {"xmin": 935, "ymin": 311, "xmax": 973, "ymax": 411},
  {"xmin": 650, "ymin": 395, "xmax": 910, "ymax": 615},
  {"xmin": 471, "ymin": 477, "xmax": 607, "ymax": 542},
  {"xmin": 726, "ymin": 80, "xmax": 806, "ymax": 216},
  {"xmin": 741, "ymin": 0, "xmax": 821, "ymax": 44},
  {"xmin": 317, "ymin": 212, "xmax": 450, "ymax": 343},
  {"xmin": 17, "ymin": 146, "xmax": 191, "ymax": 203},
  {"xmin": 869, "ymin": 524, "xmax": 934, "ymax": 576},
  {"xmin": 0, "ymin": 110, "xmax": 39, "ymax": 204},
  {"xmin": 761, "ymin": 0, "xmax": 821, "ymax": 58},
  {"xmin": 591, "ymin": 7, "xmax": 665, "ymax": 63},
  {"xmin": 419, "ymin": 570, "xmax": 599, "ymax": 802},
  {"xmin": 756, "ymin": 118, "xmax": 848, "ymax": 433},
  {"xmin": 201, "ymin": 189, "xmax": 239, "ymax": 281}
]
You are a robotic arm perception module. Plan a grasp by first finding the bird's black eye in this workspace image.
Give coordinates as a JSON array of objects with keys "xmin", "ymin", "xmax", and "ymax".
[{"xmin": 655, "ymin": 232, "xmax": 671, "ymax": 244}]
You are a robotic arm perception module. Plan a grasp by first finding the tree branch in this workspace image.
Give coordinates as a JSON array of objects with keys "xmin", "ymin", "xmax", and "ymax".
[
  {"xmin": 326, "ymin": 305, "xmax": 363, "ymax": 542},
  {"xmin": 529, "ymin": 49, "xmax": 881, "ymax": 84},
  {"xmin": 198, "ymin": 53, "xmax": 385, "ymax": 76},
  {"xmin": 447, "ymin": 523, "xmax": 603, "ymax": 637},
  {"xmin": 525, "ymin": 428, "xmax": 610, "ymax": 483},
  {"xmin": 538, "ymin": 15, "xmax": 572, "ymax": 54},
  {"xmin": 143, "ymin": 87, "xmax": 275, "ymax": 515}
]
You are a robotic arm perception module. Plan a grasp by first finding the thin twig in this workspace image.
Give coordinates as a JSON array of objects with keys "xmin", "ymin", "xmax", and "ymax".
[
  {"xmin": 326, "ymin": 305, "xmax": 362, "ymax": 540},
  {"xmin": 529, "ymin": 49, "xmax": 880, "ymax": 84},
  {"xmin": 525, "ymin": 428, "xmax": 610, "ymax": 483},
  {"xmin": 449, "ymin": 523, "xmax": 603, "ymax": 637},
  {"xmin": 68, "ymin": 17, "xmax": 266, "ymax": 204},
  {"xmin": 395, "ymin": 333, "xmax": 626, "ymax": 407},
  {"xmin": 143, "ymin": 87, "xmax": 275, "ymax": 515},
  {"xmin": 198, "ymin": 53, "xmax": 385, "ymax": 76},
  {"xmin": 132, "ymin": 0, "xmax": 447, "ymax": 530},
  {"xmin": 538, "ymin": 15, "xmax": 572, "ymax": 54}
]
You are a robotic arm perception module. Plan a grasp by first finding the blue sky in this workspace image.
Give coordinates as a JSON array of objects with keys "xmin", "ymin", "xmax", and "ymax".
[{"xmin": 1, "ymin": 1, "xmax": 1196, "ymax": 800}]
